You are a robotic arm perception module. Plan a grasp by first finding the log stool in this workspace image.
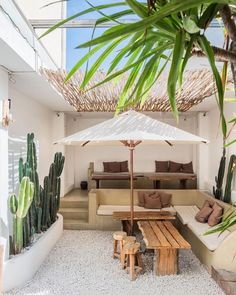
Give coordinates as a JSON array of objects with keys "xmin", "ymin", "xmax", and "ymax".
[
  {"xmin": 113, "ymin": 231, "xmax": 127, "ymax": 259},
  {"xmin": 123, "ymin": 242, "xmax": 144, "ymax": 280},
  {"xmin": 120, "ymin": 236, "xmax": 136, "ymax": 269}
]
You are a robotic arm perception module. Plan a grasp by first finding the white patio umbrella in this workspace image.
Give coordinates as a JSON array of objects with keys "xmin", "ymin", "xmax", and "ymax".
[{"xmin": 56, "ymin": 110, "xmax": 208, "ymax": 233}]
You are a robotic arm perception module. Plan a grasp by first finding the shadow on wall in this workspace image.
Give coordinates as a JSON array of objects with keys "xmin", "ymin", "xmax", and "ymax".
[{"xmin": 8, "ymin": 135, "xmax": 39, "ymax": 194}]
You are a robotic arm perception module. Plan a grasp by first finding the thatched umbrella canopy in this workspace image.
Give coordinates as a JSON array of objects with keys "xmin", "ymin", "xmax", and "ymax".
[{"xmin": 40, "ymin": 68, "xmax": 232, "ymax": 112}]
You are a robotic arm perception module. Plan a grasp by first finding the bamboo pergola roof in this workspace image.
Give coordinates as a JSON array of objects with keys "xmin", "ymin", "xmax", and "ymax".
[{"xmin": 40, "ymin": 68, "xmax": 230, "ymax": 112}]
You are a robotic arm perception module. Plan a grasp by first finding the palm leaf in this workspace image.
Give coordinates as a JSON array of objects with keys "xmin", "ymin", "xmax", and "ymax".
[
  {"xmin": 39, "ymin": 2, "xmax": 127, "ymax": 38},
  {"xmin": 167, "ymin": 30, "xmax": 185, "ymax": 120},
  {"xmin": 198, "ymin": 35, "xmax": 227, "ymax": 137}
]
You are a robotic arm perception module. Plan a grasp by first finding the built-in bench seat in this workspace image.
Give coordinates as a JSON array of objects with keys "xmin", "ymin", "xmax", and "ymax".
[
  {"xmin": 174, "ymin": 205, "xmax": 230, "ymax": 251},
  {"xmin": 88, "ymin": 189, "xmax": 236, "ymax": 272},
  {"xmin": 97, "ymin": 205, "xmax": 176, "ymax": 216}
]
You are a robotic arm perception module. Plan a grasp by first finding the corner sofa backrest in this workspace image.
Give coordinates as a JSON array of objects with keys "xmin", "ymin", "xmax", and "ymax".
[{"xmin": 95, "ymin": 189, "xmax": 198, "ymax": 206}]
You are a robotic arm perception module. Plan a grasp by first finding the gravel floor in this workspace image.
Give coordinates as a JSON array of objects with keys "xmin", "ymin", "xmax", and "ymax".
[{"xmin": 6, "ymin": 230, "xmax": 224, "ymax": 295}]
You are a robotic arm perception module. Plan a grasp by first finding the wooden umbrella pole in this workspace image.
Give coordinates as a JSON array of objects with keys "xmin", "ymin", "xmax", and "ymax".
[{"xmin": 129, "ymin": 144, "xmax": 134, "ymax": 235}]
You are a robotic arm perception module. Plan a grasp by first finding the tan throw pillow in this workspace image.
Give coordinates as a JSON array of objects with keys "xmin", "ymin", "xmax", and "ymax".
[
  {"xmin": 208, "ymin": 203, "xmax": 223, "ymax": 227},
  {"xmin": 195, "ymin": 201, "xmax": 213, "ymax": 223},
  {"xmin": 159, "ymin": 191, "xmax": 172, "ymax": 208},
  {"xmin": 169, "ymin": 161, "xmax": 182, "ymax": 172},
  {"xmin": 144, "ymin": 192, "xmax": 162, "ymax": 209},
  {"xmin": 120, "ymin": 160, "xmax": 129, "ymax": 172},
  {"xmin": 155, "ymin": 161, "xmax": 169, "ymax": 172}
]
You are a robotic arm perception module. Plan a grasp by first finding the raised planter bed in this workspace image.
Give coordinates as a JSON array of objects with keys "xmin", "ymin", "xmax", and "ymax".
[{"xmin": 3, "ymin": 214, "xmax": 63, "ymax": 292}]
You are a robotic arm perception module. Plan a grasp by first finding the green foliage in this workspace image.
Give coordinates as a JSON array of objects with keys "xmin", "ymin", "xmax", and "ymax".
[
  {"xmin": 204, "ymin": 207, "xmax": 236, "ymax": 235},
  {"xmin": 41, "ymin": 0, "xmax": 233, "ymax": 136},
  {"xmin": 223, "ymin": 154, "xmax": 236, "ymax": 203},
  {"xmin": 9, "ymin": 133, "xmax": 65, "ymax": 255},
  {"xmin": 213, "ymin": 150, "xmax": 226, "ymax": 200}
]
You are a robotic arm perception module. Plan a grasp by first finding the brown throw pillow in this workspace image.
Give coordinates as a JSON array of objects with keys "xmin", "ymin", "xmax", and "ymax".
[
  {"xmin": 169, "ymin": 161, "xmax": 182, "ymax": 173},
  {"xmin": 208, "ymin": 203, "xmax": 223, "ymax": 226},
  {"xmin": 144, "ymin": 193, "xmax": 162, "ymax": 209},
  {"xmin": 103, "ymin": 162, "xmax": 110, "ymax": 172},
  {"xmin": 155, "ymin": 161, "xmax": 169, "ymax": 172},
  {"xmin": 182, "ymin": 162, "xmax": 194, "ymax": 174},
  {"xmin": 120, "ymin": 160, "xmax": 129, "ymax": 172},
  {"xmin": 138, "ymin": 191, "xmax": 156, "ymax": 207},
  {"xmin": 159, "ymin": 191, "xmax": 172, "ymax": 208},
  {"xmin": 137, "ymin": 191, "xmax": 145, "ymax": 207},
  {"xmin": 195, "ymin": 201, "xmax": 213, "ymax": 223},
  {"xmin": 110, "ymin": 162, "xmax": 121, "ymax": 173}
]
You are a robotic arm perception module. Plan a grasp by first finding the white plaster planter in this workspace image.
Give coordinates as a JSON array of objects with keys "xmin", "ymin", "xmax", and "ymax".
[{"xmin": 3, "ymin": 214, "xmax": 63, "ymax": 292}]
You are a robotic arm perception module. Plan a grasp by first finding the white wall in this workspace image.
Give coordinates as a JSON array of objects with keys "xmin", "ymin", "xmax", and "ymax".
[
  {"xmin": 8, "ymin": 86, "xmax": 55, "ymax": 194},
  {"xmin": 16, "ymin": 0, "xmax": 66, "ymax": 68},
  {"xmin": 65, "ymin": 114, "xmax": 199, "ymax": 187},
  {"xmin": 0, "ymin": 68, "xmax": 10, "ymax": 260}
]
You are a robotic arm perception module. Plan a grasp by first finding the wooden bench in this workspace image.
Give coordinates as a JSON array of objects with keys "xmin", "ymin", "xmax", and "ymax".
[
  {"xmin": 113, "ymin": 211, "xmax": 175, "ymax": 235},
  {"xmin": 138, "ymin": 220, "xmax": 191, "ymax": 275}
]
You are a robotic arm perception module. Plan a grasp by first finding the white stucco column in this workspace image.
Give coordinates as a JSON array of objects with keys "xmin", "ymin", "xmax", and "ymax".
[
  {"xmin": 52, "ymin": 112, "xmax": 66, "ymax": 197},
  {"xmin": 197, "ymin": 112, "xmax": 210, "ymax": 190},
  {"xmin": 0, "ymin": 69, "xmax": 9, "ymax": 260}
]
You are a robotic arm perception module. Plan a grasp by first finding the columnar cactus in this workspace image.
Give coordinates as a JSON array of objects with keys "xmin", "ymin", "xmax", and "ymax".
[
  {"xmin": 9, "ymin": 177, "xmax": 34, "ymax": 254},
  {"xmin": 213, "ymin": 148, "xmax": 226, "ymax": 200},
  {"xmin": 40, "ymin": 152, "xmax": 65, "ymax": 231},
  {"xmin": 19, "ymin": 133, "xmax": 42, "ymax": 243},
  {"xmin": 223, "ymin": 155, "xmax": 236, "ymax": 204}
]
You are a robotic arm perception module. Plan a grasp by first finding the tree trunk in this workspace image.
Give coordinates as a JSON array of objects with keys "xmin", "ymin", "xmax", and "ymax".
[{"xmin": 220, "ymin": 5, "xmax": 236, "ymax": 93}]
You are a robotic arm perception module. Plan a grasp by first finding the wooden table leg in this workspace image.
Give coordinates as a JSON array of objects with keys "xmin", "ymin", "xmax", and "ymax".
[
  {"xmin": 122, "ymin": 221, "xmax": 132, "ymax": 235},
  {"xmin": 156, "ymin": 248, "xmax": 178, "ymax": 276},
  {"xmin": 95, "ymin": 179, "xmax": 100, "ymax": 189},
  {"xmin": 179, "ymin": 179, "xmax": 187, "ymax": 189}
]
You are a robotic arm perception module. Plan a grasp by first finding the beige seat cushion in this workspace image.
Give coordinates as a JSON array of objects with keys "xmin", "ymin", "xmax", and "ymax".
[
  {"xmin": 188, "ymin": 219, "xmax": 230, "ymax": 251},
  {"xmin": 174, "ymin": 205, "xmax": 199, "ymax": 225},
  {"xmin": 97, "ymin": 205, "xmax": 176, "ymax": 216}
]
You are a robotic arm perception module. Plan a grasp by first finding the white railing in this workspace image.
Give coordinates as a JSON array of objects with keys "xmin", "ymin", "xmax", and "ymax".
[{"xmin": 0, "ymin": 0, "xmax": 58, "ymax": 70}]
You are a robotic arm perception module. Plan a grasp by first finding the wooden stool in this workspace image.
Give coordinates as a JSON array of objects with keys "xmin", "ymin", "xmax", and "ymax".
[
  {"xmin": 123, "ymin": 242, "xmax": 144, "ymax": 280},
  {"xmin": 113, "ymin": 231, "xmax": 127, "ymax": 259},
  {"xmin": 120, "ymin": 236, "xmax": 136, "ymax": 269}
]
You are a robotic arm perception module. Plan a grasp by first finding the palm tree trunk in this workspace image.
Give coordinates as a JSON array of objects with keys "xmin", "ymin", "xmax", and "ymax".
[{"xmin": 220, "ymin": 5, "xmax": 236, "ymax": 93}]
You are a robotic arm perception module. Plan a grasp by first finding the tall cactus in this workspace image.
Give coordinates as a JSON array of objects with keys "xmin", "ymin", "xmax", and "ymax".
[
  {"xmin": 9, "ymin": 177, "xmax": 34, "ymax": 254},
  {"xmin": 223, "ymin": 155, "xmax": 236, "ymax": 204},
  {"xmin": 40, "ymin": 152, "xmax": 65, "ymax": 231},
  {"xmin": 19, "ymin": 133, "xmax": 42, "ymax": 244},
  {"xmin": 213, "ymin": 148, "xmax": 226, "ymax": 200}
]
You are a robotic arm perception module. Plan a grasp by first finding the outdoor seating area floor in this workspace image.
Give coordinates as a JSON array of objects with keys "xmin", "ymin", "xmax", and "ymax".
[{"xmin": 5, "ymin": 230, "xmax": 224, "ymax": 295}]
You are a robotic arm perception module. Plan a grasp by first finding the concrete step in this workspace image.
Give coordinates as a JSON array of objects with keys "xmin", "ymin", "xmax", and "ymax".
[
  {"xmin": 59, "ymin": 208, "xmax": 88, "ymax": 220},
  {"xmin": 63, "ymin": 219, "xmax": 91, "ymax": 230},
  {"xmin": 60, "ymin": 199, "xmax": 88, "ymax": 209}
]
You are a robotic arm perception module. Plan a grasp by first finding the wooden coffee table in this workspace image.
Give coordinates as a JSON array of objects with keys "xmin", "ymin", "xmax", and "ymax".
[
  {"xmin": 138, "ymin": 220, "xmax": 191, "ymax": 275},
  {"xmin": 113, "ymin": 211, "xmax": 175, "ymax": 235}
]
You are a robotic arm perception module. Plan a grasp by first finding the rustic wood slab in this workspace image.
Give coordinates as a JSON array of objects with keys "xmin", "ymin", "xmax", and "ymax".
[
  {"xmin": 138, "ymin": 221, "xmax": 190, "ymax": 249},
  {"xmin": 138, "ymin": 220, "xmax": 191, "ymax": 276},
  {"xmin": 113, "ymin": 211, "xmax": 176, "ymax": 221}
]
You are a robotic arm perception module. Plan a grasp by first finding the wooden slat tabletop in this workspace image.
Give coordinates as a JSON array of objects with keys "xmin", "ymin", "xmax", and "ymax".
[
  {"xmin": 113, "ymin": 211, "xmax": 176, "ymax": 221},
  {"xmin": 138, "ymin": 221, "xmax": 191, "ymax": 250}
]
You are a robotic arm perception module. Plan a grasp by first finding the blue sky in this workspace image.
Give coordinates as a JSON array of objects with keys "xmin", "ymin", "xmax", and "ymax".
[{"xmin": 66, "ymin": 0, "xmax": 224, "ymax": 71}]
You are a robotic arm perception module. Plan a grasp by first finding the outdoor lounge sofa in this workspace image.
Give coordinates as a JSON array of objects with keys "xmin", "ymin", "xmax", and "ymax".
[
  {"xmin": 88, "ymin": 188, "xmax": 236, "ymax": 272},
  {"xmin": 88, "ymin": 162, "xmax": 197, "ymax": 189}
]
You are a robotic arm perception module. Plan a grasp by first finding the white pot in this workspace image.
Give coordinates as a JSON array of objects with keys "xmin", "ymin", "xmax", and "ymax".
[{"xmin": 3, "ymin": 214, "xmax": 63, "ymax": 292}]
